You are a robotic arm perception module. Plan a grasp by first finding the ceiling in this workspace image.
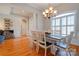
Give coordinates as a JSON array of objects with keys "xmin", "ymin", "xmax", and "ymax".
[
  {"xmin": 11, "ymin": 6, "xmax": 33, "ymax": 18},
  {"xmin": 0, "ymin": 3, "xmax": 33, "ymax": 18},
  {"xmin": 10, "ymin": 3, "xmax": 61, "ymax": 17},
  {"xmin": 19, "ymin": 3, "xmax": 79, "ymax": 17},
  {"xmin": 27, "ymin": 3, "xmax": 61, "ymax": 11},
  {"xmin": 0, "ymin": 3, "xmax": 79, "ymax": 18}
]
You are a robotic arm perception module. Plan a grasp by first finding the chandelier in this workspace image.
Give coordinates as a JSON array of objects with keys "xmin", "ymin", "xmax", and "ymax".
[{"xmin": 42, "ymin": 6, "xmax": 57, "ymax": 19}]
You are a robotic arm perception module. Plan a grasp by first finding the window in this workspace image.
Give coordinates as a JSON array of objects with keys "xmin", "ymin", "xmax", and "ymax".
[{"xmin": 51, "ymin": 12, "xmax": 75, "ymax": 35}]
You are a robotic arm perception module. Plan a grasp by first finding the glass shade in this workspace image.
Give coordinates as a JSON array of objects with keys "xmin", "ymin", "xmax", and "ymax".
[
  {"xmin": 49, "ymin": 7, "xmax": 53, "ymax": 10},
  {"xmin": 54, "ymin": 10, "xmax": 57, "ymax": 14},
  {"xmin": 43, "ymin": 12, "xmax": 45, "ymax": 15},
  {"xmin": 45, "ymin": 9, "xmax": 49, "ymax": 13}
]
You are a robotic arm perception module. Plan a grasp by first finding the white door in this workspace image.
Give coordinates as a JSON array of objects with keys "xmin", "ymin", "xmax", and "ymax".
[{"xmin": 21, "ymin": 19, "xmax": 27, "ymax": 36}]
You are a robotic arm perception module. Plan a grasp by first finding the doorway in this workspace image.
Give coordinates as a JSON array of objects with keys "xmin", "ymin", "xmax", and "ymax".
[{"xmin": 21, "ymin": 19, "xmax": 27, "ymax": 36}]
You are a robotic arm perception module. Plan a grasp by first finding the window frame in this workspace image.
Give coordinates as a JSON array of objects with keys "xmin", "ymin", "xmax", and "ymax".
[{"xmin": 51, "ymin": 13, "xmax": 75, "ymax": 35}]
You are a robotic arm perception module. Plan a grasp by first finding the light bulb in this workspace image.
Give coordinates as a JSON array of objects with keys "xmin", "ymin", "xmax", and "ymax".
[
  {"xmin": 49, "ymin": 7, "xmax": 53, "ymax": 10},
  {"xmin": 43, "ymin": 12, "xmax": 45, "ymax": 15},
  {"xmin": 54, "ymin": 10, "xmax": 57, "ymax": 14},
  {"xmin": 45, "ymin": 9, "xmax": 49, "ymax": 13}
]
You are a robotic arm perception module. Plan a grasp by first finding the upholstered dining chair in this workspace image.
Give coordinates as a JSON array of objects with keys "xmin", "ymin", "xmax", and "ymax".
[
  {"xmin": 54, "ymin": 32, "xmax": 74, "ymax": 56},
  {"xmin": 0, "ymin": 35, "xmax": 5, "ymax": 43}
]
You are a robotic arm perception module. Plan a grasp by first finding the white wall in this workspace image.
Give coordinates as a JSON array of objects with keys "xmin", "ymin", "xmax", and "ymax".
[
  {"xmin": 12, "ymin": 15, "xmax": 21, "ymax": 37},
  {"xmin": 0, "ymin": 17, "xmax": 4, "ymax": 30},
  {"xmin": 26, "ymin": 12, "xmax": 44, "ymax": 36},
  {"xmin": 12, "ymin": 4, "xmax": 44, "ymax": 36},
  {"xmin": 0, "ymin": 4, "xmax": 44, "ymax": 38},
  {"xmin": 0, "ymin": 13, "xmax": 28, "ymax": 37}
]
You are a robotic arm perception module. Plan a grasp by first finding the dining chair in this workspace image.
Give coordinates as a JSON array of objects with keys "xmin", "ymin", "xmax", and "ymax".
[
  {"xmin": 31, "ymin": 31, "xmax": 39, "ymax": 52},
  {"xmin": 35, "ymin": 31, "xmax": 53, "ymax": 56},
  {"xmin": 0, "ymin": 35, "xmax": 5, "ymax": 43},
  {"xmin": 54, "ymin": 32, "xmax": 74, "ymax": 56}
]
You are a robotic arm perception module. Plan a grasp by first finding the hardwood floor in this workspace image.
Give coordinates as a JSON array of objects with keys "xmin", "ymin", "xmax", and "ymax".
[
  {"xmin": 0, "ymin": 36, "xmax": 52, "ymax": 56},
  {"xmin": 70, "ymin": 44, "xmax": 79, "ymax": 55},
  {"xmin": 0, "ymin": 36, "xmax": 79, "ymax": 56}
]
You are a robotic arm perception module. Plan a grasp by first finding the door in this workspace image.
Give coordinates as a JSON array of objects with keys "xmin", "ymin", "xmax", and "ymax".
[{"xmin": 21, "ymin": 19, "xmax": 27, "ymax": 36}]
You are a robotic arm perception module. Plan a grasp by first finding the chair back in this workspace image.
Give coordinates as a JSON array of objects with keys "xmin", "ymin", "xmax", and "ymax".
[
  {"xmin": 31, "ymin": 31, "xmax": 38, "ymax": 41},
  {"xmin": 36, "ymin": 31, "xmax": 45, "ymax": 43},
  {"xmin": 0, "ymin": 35, "xmax": 5, "ymax": 42},
  {"xmin": 65, "ymin": 32, "xmax": 74, "ymax": 45},
  {"xmin": 32, "ymin": 31, "xmax": 48, "ymax": 47},
  {"xmin": 36, "ymin": 31, "xmax": 49, "ymax": 48}
]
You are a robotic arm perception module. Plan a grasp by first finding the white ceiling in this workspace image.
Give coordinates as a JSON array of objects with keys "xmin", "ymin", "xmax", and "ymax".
[
  {"xmin": 12, "ymin": 6, "xmax": 33, "ymax": 17},
  {"xmin": 0, "ymin": 3, "xmax": 33, "ymax": 17},
  {"xmin": 27, "ymin": 3, "xmax": 61, "ymax": 11},
  {"xmin": 0, "ymin": 3, "xmax": 79, "ymax": 17}
]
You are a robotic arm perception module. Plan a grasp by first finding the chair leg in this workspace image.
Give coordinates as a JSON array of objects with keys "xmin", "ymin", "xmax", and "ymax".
[
  {"xmin": 65, "ymin": 49, "xmax": 70, "ymax": 56},
  {"xmin": 32, "ymin": 43, "xmax": 35, "ymax": 51},
  {"xmin": 67, "ymin": 48, "xmax": 71, "ymax": 56},
  {"xmin": 45, "ymin": 48, "xmax": 47, "ymax": 56},
  {"xmin": 66, "ymin": 50, "xmax": 68, "ymax": 56},
  {"xmin": 36, "ymin": 45, "xmax": 39, "ymax": 54}
]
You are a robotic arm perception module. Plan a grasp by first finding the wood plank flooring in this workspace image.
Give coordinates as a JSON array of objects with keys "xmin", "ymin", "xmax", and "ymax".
[
  {"xmin": 0, "ymin": 37, "xmax": 52, "ymax": 56},
  {"xmin": 0, "ymin": 36, "xmax": 79, "ymax": 56}
]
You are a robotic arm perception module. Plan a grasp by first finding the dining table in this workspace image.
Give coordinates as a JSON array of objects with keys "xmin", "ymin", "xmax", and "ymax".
[
  {"xmin": 46, "ymin": 34, "xmax": 67, "ymax": 55},
  {"xmin": 46, "ymin": 34, "xmax": 67, "ymax": 42}
]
